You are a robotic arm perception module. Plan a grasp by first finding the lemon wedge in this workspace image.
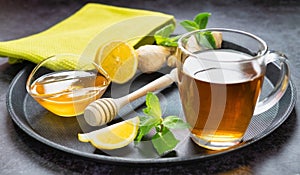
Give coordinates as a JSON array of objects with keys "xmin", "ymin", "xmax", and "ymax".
[
  {"xmin": 78, "ymin": 117, "xmax": 140, "ymax": 150},
  {"xmin": 96, "ymin": 41, "xmax": 138, "ymax": 84}
]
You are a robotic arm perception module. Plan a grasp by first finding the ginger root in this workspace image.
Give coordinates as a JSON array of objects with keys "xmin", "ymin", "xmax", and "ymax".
[
  {"xmin": 136, "ymin": 45, "xmax": 171, "ymax": 73},
  {"xmin": 212, "ymin": 31, "xmax": 222, "ymax": 48},
  {"xmin": 136, "ymin": 32, "xmax": 222, "ymax": 73}
]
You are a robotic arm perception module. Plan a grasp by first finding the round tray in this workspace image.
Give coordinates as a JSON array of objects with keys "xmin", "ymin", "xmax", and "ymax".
[{"xmin": 6, "ymin": 62, "xmax": 296, "ymax": 165}]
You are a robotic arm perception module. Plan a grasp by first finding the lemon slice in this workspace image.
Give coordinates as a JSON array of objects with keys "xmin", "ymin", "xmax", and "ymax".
[
  {"xmin": 96, "ymin": 41, "xmax": 138, "ymax": 84},
  {"xmin": 78, "ymin": 117, "xmax": 140, "ymax": 150}
]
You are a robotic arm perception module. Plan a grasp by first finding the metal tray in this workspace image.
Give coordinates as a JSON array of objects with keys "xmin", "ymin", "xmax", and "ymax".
[{"xmin": 6, "ymin": 62, "xmax": 296, "ymax": 165}]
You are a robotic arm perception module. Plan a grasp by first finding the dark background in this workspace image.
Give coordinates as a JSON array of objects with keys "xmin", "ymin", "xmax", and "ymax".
[{"xmin": 0, "ymin": 0, "xmax": 299, "ymax": 174}]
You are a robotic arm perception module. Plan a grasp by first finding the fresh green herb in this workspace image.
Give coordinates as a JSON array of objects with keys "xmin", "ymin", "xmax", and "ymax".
[
  {"xmin": 162, "ymin": 115, "xmax": 190, "ymax": 129},
  {"xmin": 135, "ymin": 92, "xmax": 190, "ymax": 155},
  {"xmin": 180, "ymin": 12, "xmax": 216, "ymax": 49},
  {"xmin": 198, "ymin": 31, "xmax": 216, "ymax": 49},
  {"xmin": 154, "ymin": 24, "xmax": 180, "ymax": 47},
  {"xmin": 180, "ymin": 12, "xmax": 211, "ymax": 31},
  {"xmin": 154, "ymin": 12, "xmax": 216, "ymax": 48},
  {"xmin": 151, "ymin": 127, "xmax": 179, "ymax": 155}
]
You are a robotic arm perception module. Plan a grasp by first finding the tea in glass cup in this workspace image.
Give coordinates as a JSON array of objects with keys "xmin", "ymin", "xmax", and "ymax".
[{"xmin": 176, "ymin": 28, "xmax": 290, "ymax": 150}]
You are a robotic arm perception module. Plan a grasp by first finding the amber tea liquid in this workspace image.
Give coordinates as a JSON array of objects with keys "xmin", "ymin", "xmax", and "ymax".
[
  {"xmin": 29, "ymin": 70, "xmax": 110, "ymax": 117},
  {"xmin": 178, "ymin": 49, "xmax": 264, "ymax": 149}
]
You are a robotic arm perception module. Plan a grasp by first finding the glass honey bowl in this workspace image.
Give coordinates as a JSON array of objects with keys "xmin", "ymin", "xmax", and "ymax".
[{"xmin": 26, "ymin": 54, "xmax": 111, "ymax": 117}]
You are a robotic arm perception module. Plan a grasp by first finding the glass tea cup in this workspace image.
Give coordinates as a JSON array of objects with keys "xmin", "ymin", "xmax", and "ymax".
[
  {"xmin": 176, "ymin": 28, "xmax": 290, "ymax": 150},
  {"xmin": 26, "ymin": 54, "xmax": 111, "ymax": 117}
]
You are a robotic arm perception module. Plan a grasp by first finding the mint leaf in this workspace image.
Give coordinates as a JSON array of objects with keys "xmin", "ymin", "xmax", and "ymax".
[
  {"xmin": 155, "ymin": 24, "xmax": 175, "ymax": 38},
  {"xmin": 135, "ymin": 92, "xmax": 191, "ymax": 155},
  {"xmin": 151, "ymin": 127, "xmax": 179, "ymax": 155},
  {"xmin": 193, "ymin": 12, "xmax": 211, "ymax": 29},
  {"xmin": 179, "ymin": 12, "xmax": 216, "ymax": 49},
  {"xmin": 155, "ymin": 36, "xmax": 180, "ymax": 47},
  {"xmin": 155, "ymin": 12, "xmax": 214, "ymax": 48},
  {"xmin": 143, "ymin": 92, "xmax": 162, "ymax": 119},
  {"xmin": 199, "ymin": 31, "xmax": 216, "ymax": 49},
  {"xmin": 154, "ymin": 24, "xmax": 178, "ymax": 47},
  {"xmin": 135, "ymin": 116, "xmax": 160, "ymax": 142},
  {"xmin": 180, "ymin": 20, "xmax": 199, "ymax": 31},
  {"xmin": 162, "ymin": 116, "xmax": 190, "ymax": 129},
  {"xmin": 180, "ymin": 12, "xmax": 211, "ymax": 31}
]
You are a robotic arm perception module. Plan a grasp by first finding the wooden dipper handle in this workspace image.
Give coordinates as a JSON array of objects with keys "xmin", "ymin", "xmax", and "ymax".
[{"xmin": 84, "ymin": 69, "xmax": 177, "ymax": 126}]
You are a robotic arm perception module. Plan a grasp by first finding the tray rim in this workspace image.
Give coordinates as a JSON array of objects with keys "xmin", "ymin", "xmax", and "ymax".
[{"xmin": 6, "ymin": 62, "xmax": 297, "ymax": 165}]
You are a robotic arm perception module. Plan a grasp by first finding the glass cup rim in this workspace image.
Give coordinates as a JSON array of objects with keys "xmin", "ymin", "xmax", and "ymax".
[{"xmin": 177, "ymin": 28, "xmax": 268, "ymax": 63}]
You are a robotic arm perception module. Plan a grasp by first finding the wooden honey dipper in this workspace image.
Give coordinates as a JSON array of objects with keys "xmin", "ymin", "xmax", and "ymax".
[{"xmin": 84, "ymin": 69, "xmax": 177, "ymax": 126}]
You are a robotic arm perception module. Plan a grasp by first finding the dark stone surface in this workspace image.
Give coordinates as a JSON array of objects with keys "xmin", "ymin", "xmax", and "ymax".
[{"xmin": 0, "ymin": 0, "xmax": 299, "ymax": 174}]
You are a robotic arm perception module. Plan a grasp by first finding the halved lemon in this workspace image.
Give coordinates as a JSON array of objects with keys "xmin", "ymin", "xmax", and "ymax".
[
  {"xmin": 96, "ymin": 41, "xmax": 138, "ymax": 84},
  {"xmin": 78, "ymin": 117, "xmax": 140, "ymax": 150}
]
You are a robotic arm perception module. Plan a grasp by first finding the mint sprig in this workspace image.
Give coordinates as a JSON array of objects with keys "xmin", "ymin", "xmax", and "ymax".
[
  {"xmin": 135, "ymin": 92, "xmax": 190, "ymax": 155},
  {"xmin": 154, "ymin": 24, "xmax": 180, "ymax": 47},
  {"xmin": 180, "ymin": 12, "xmax": 211, "ymax": 31},
  {"xmin": 154, "ymin": 12, "xmax": 216, "ymax": 49},
  {"xmin": 152, "ymin": 127, "xmax": 179, "ymax": 155}
]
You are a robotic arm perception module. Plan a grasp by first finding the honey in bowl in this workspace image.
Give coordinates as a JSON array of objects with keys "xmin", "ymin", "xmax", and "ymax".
[{"xmin": 26, "ymin": 54, "xmax": 111, "ymax": 117}]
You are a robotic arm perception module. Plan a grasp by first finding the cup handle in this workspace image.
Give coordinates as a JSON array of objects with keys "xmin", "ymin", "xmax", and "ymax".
[{"xmin": 253, "ymin": 51, "xmax": 290, "ymax": 115}]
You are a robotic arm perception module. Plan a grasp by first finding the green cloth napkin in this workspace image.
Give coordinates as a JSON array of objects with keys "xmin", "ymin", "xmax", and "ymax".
[{"xmin": 0, "ymin": 3, "xmax": 175, "ymax": 70}]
